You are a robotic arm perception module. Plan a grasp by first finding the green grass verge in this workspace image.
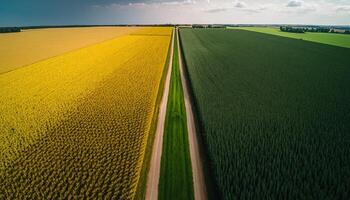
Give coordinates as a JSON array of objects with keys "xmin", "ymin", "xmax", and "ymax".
[
  {"xmin": 230, "ymin": 27, "xmax": 350, "ymax": 48},
  {"xmin": 158, "ymin": 30, "xmax": 194, "ymax": 200},
  {"xmin": 134, "ymin": 28, "xmax": 173, "ymax": 200}
]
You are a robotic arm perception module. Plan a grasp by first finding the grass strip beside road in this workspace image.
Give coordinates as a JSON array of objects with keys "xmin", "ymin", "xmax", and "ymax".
[{"xmin": 158, "ymin": 30, "xmax": 194, "ymax": 200}]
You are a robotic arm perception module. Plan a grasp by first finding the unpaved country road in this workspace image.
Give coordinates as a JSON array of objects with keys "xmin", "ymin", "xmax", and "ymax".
[
  {"xmin": 145, "ymin": 29, "xmax": 174, "ymax": 200},
  {"xmin": 177, "ymin": 28, "xmax": 207, "ymax": 200}
]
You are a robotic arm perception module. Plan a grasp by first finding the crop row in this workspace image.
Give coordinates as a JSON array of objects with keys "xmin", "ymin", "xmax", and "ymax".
[
  {"xmin": 0, "ymin": 27, "xmax": 172, "ymax": 199},
  {"xmin": 179, "ymin": 28, "xmax": 350, "ymax": 199}
]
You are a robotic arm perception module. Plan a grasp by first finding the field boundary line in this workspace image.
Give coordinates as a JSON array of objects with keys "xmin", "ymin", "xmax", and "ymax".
[
  {"xmin": 177, "ymin": 28, "xmax": 207, "ymax": 200},
  {"xmin": 145, "ymin": 28, "xmax": 175, "ymax": 200}
]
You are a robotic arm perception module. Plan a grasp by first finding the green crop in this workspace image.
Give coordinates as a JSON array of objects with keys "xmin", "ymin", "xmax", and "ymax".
[{"xmin": 179, "ymin": 28, "xmax": 350, "ymax": 199}]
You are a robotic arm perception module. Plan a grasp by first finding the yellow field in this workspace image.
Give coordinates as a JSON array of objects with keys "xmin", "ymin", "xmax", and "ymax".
[
  {"xmin": 0, "ymin": 27, "xmax": 172, "ymax": 199},
  {"xmin": 131, "ymin": 27, "xmax": 175, "ymax": 36},
  {"xmin": 0, "ymin": 27, "xmax": 140, "ymax": 74}
]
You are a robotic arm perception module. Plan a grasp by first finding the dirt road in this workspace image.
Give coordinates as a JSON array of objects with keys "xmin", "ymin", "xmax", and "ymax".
[
  {"xmin": 145, "ymin": 29, "xmax": 174, "ymax": 200},
  {"xmin": 177, "ymin": 28, "xmax": 207, "ymax": 200}
]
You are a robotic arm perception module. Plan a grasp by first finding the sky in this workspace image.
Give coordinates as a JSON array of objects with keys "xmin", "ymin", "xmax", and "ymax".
[{"xmin": 0, "ymin": 0, "xmax": 349, "ymax": 26}]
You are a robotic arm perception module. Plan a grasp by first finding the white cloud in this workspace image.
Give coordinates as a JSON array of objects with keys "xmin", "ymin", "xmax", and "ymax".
[
  {"xmin": 161, "ymin": 0, "xmax": 197, "ymax": 6},
  {"xmin": 94, "ymin": 0, "xmax": 198, "ymax": 8},
  {"xmin": 336, "ymin": 5, "xmax": 350, "ymax": 12},
  {"xmin": 89, "ymin": 0, "xmax": 350, "ymax": 25},
  {"xmin": 234, "ymin": 0, "xmax": 247, "ymax": 8},
  {"xmin": 128, "ymin": 2, "xmax": 146, "ymax": 6},
  {"xmin": 281, "ymin": 0, "xmax": 318, "ymax": 14},
  {"xmin": 286, "ymin": 0, "xmax": 303, "ymax": 7},
  {"xmin": 203, "ymin": 1, "xmax": 266, "ymax": 13},
  {"xmin": 205, "ymin": 7, "xmax": 230, "ymax": 13}
]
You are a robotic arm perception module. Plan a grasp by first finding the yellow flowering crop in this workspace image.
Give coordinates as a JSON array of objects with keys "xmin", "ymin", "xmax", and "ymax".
[
  {"xmin": 0, "ymin": 27, "xmax": 172, "ymax": 199},
  {"xmin": 0, "ymin": 27, "xmax": 140, "ymax": 73}
]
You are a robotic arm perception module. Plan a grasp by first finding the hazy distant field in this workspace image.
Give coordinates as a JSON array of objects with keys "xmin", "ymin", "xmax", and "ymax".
[
  {"xmin": 0, "ymin": 27, "xmax": 172, "ymax": 199},
  {"xmin": 180, "ymin": 28, "xmax": 350, "ymax": 199},
  {"xmin": 232, "ymin": 27, "xmax": 350, "ymax": 48},
  {"xmin": 0, "ymin": 27, "xmax": 139, "ymax": 73}
]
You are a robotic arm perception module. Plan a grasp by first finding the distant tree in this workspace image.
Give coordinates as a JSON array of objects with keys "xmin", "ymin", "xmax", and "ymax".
[
  {"xmin": 309, "ymin": 28, "xmax": 316, "ymax": 32},
  {"xmin": 280, "ymin": 26, "xmax": 305, "ymax": 33},
  {"xmin": 192, "ymin": 24, "xmax": 205, "ymax": 28},
  {"xmin": 0, "ymin": 27, "xmax": 21, "ymax": 33}
]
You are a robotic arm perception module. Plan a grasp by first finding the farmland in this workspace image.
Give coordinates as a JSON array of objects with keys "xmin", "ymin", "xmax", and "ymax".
[
  {"xmin": 0, "ymin": 27, "xmax": 139, "ymax": 73},
  {"xmin": 0, "ymin": 27, "xmax": 172, "ymax": 199},
  {"xmin": 1, "ymin": 24, "xmax": 348, "ymax": 199},
  {"xmin": 159, "ymin": 30, "xmax": 194, "ymax": 200},
  {"xmin": 232, "ymin": 27, "xmax": 350, "ymax": 48},
  {"xmin": 179, "ymin": 28, "xmax": 350, "ymax": 199}
]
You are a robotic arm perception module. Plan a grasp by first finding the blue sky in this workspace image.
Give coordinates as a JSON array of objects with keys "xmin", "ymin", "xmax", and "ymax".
[{"xmin": 0, "ymin": 0, "xmax": 349, "ymax": 26}]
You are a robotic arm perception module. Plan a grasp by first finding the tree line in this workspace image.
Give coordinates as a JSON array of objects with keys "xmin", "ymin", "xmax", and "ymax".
[
  {"xmin": 0, "ymin": 27, "xmax": 21, "ymax": 33},
  {"xmin": 280, "ymin": 26, "xmax": 350, "ymax": 34}
]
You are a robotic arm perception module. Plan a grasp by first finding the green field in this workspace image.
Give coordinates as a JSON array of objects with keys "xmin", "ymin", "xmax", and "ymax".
[
  {"xmin": 158, "ymin": 31, "xmax": 194, "ymax": 200},
  {"xmin": 231, "ymin": 27, "xmax": 350, "ymax": 48},
  {"xmin": 180, "ymin": 28, "xmax": 350, "ymax": 199}
]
